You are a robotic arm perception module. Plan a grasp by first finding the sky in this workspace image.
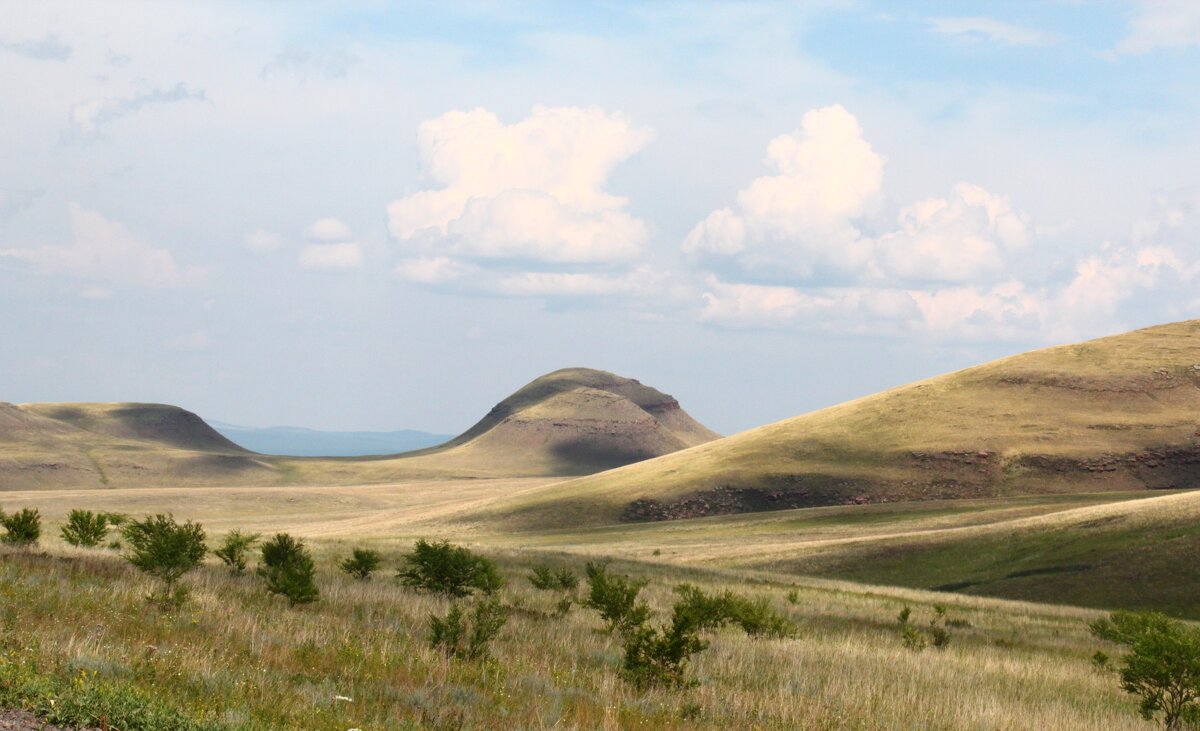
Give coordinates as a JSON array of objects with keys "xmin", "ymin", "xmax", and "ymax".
[{"xmin": 2, "ymin": 1, "xmax": 1200, "ymax": 435}]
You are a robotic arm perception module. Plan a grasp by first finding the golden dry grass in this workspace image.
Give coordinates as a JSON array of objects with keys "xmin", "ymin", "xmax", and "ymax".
[
  {"xmin": 4, "ymin": 477, "xmax": 1197, "ymax": 728},
  {"xmin": 0, "ymin": 538, "xmax": 1163, "ymax": 730}
]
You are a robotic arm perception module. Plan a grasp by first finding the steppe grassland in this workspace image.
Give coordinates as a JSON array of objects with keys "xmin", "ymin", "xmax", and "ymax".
[
  {"xmin": 1, "ymin": 479, "xmax": 1190, "ymax": 728},
  {"xmin": 0, "ymin": 536, "xmax": 1160, "ymax": 730}
]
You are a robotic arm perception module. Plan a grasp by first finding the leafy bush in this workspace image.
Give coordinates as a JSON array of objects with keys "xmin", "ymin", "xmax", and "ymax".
[
  {"xmin": 930, "ymin": 626, "xmax": 951, "ymax": 649},
  {"xmin": 621, "ymin": 596, "xmax": 711, "ymax": 689},
  {"xmin": 0, "ymin": 508, "xmax": 41, "ymax": 547},
  {"xmin": 340, "ymin": 547, "xmax": 382, "ymax": 581},
  {"xmin": 398, "ymin": 539, "xmax": 501, "ymax": 597},
  {"xmin": 429, "ymin": 597, "xmax": 509, "ymax": 659},
  {"xmin": 213, "ymin": 530, "xmax": 260, "ymax": 575},
  {"xmin": 901, "ymin": 623, "xmax": 927, "ymax": 652},
  {"xmin": 672, "ymin": 584, "xmax": 794, "ymax": 638},
  {"xmin": 583, "ymin": 561, "xmax": 649, "ymax": 632},
  {"xmin": 898, "ymin": 604, "xmax": 952, "ymax": 651},
  {"xmin": 528, "ymin": 564, "xmax": 578, "ymax": 591},
  {"xmin": 258, "ymin": 533, "xmax": 319, "ymax": 606},
  {"xmin": 726, "ymin": 595, "xmax": 795, "ymax": 638},
  {"xmin": 672, "ymin": 584, "xmax": 733, "ymax": 632},
  {"xmin": 121, "ymin": 514, "xmax": 206, "ymax": 608},
  {"xmin": 60, "ymin": 509, "xmax": 111, "ymax": 547},
  {"xmin": 1091, "ymin": 610, "xmax": 1200, "ymax": 730},
  {"xmin": 529, "ymin": 564, "xmax": 578, "ymax": 614}
]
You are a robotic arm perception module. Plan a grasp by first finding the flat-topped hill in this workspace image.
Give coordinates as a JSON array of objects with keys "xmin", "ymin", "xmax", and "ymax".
[
  {"xmin": 20, "ymin": 402, "xmax": 247, "ymax": 453},
  {"xmin": 488, "ymin": 320, "xmax": 1200, "ymax": 528},
  {"xmin": 0, "ymin": 402, "xmax": 274, "ymax": 490},
  {"xmin": 421, "ymin": 368, "xmax": 720, "ymax": 474}
]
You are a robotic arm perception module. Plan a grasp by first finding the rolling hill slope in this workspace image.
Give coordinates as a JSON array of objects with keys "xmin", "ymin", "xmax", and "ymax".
[
  {"xmin": 0, "ymin": 368, "xmax": 717, "ymax": 488},
  {"xmin": 0, "ymin": 402, "xmax": 277, "ymax": 490},
  {"xmin": 488, "ymin": 320, "xmax": 1200, "ymax": 529}
]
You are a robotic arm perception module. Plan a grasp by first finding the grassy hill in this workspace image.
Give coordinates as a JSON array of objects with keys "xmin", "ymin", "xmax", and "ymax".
[
  {"xmin": 488, "ymin": 320, "xmax": 1200, "ymax": 529},
  {"xmin": 766, "ymin": 488, "xmax": 1200, "ymax": 618},
  {"xmin": 0, "ymin": 368, "xmax": 718, "ymax": 489},
  {"xmin": 0, "ymin": 402, "xmax": 278, "ymax": 490},
  {"xmin": 396, "ymin": 367, "xmax": 719, "ymax": 473}
]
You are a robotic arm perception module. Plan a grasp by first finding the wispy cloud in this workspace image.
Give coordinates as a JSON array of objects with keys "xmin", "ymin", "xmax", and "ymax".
[
  {"xmin": 261, "ymin": 46, "xmax": 358, "ymax": 81},
  {"xmin": 1114, "ymin": 0, "xmax": 1200, "ymax": 54},
  {"xmin": 0, "ymin": 34, "xmax": 71, "ymax": 61},
  {"xmin": 0, "ymin": 189, "xmax": 44, "ymax": 219},
  {"xmin": 929, "ymin": 16, "xmax": 1060, "ymax": 47},
  {"xmin": 66, "ymin": 83, "xmax": 208, "ymax": 140}
]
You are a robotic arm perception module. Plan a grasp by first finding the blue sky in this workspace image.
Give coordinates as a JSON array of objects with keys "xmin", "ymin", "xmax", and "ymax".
[{"xmin": 2, "ymin": 1, "xmax": 1199, "ymax": 435}]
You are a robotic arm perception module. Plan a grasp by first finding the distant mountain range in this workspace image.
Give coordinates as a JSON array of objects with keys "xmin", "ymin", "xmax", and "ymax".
[{"xmin": 209, "ymin": 422, "xmax": 452, "ymax": 457}]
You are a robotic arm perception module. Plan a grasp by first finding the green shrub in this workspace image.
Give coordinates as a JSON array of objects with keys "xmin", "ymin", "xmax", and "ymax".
[
  {"xmin": 429, "ymin": 597, "xmax": 509, "ymax": 660},
  {"xmin": 258, "ymin": 533, "xmax": 319, "ymax": 606},
  {"xmin": 1091, "ymin": 610, "xmax": 1200, "ymax": 729},
  {"xmin": 60, "ymin": 509, "xmax": 111, "ymax": 547},
  {"xmin": 529, "ymin": 564, "xmax": 578, "ymax": 614},
  {"xmin": 399, "ymin": 539, "xmax": 501, "ymax": 597},
  {"xmin": 583, "ymin": 561, "xmax": 649, "ymax": 633},
  {"xmin": 213, "ymin": 530, "xmax": 260, "ymax": 575},
  {"xmin": 340, "ymin": 547, "xmax": 383, "ymax": 581},
  {"xmin": 0, "ymin": 508, "xmax": 41, "ymax": 547},
  {"xmin": 528, "ymin": 564, "xmax": 578, "ymax": 591},
  {"xmin": 901, "ymin": 623, "xmax": 927, "ymax": 651},
  {"xmin": 672, "ymin": 584, "xmax": 794, "ymax": 638},
  {"xmin": 930, "ymin": 626, "xmax": 951, "ymax": 649},
  {"xmin": 121, "ymin": 514, "xmax": 206, "ymax": 608},
  {"xmin": 621, "ymin": 597, "xmax": 710, "ymax": 690},
  {"xmin": 726, "ymin": 595, "xmax": 795, "ymax": 638},
  {"xmin": 897, "ymin": 604, "xmax": 951, "ymax": 651},
  {"xmin": 672, "ymin": 584, "xmax": 734, "ymax": 631}
]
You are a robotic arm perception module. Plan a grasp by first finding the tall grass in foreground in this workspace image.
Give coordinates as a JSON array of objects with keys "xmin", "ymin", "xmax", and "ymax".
[{"xmin": 0, "ymin": 539, "xmax": 1165, "ymax": 730}]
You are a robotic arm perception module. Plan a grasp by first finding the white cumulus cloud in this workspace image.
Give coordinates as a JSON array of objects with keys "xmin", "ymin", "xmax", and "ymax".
[
  {"xmin": 875, "ymin": 182, "xmax": 1031, "ymax": 283},
  {"xmin": 387, "ymin": 105, "xmax": 652, "ymax": 264},
  {"xmin": 683, "ymin": 104, "xmax": 883, "ymax": 279}
]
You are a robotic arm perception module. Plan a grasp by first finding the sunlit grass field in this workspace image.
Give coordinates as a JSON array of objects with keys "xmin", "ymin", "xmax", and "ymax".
[
  {"xmin": 0, "ymin": 539, "xmax": 1160, "ymax": 730},
  {"xmin": 1, "ymin": 480, "xmax": 1194, "ymax": 728}
]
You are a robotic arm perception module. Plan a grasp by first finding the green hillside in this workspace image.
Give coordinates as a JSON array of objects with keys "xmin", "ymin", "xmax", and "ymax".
[{"xmin": 488, "ymin": 320, "xmax": 1200, "ymax": 529}]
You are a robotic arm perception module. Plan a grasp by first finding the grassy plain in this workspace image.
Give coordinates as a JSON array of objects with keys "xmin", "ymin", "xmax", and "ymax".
[{"xmin": 1, "ymin": 479, "xmax": 1195, "ymax": 728}]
